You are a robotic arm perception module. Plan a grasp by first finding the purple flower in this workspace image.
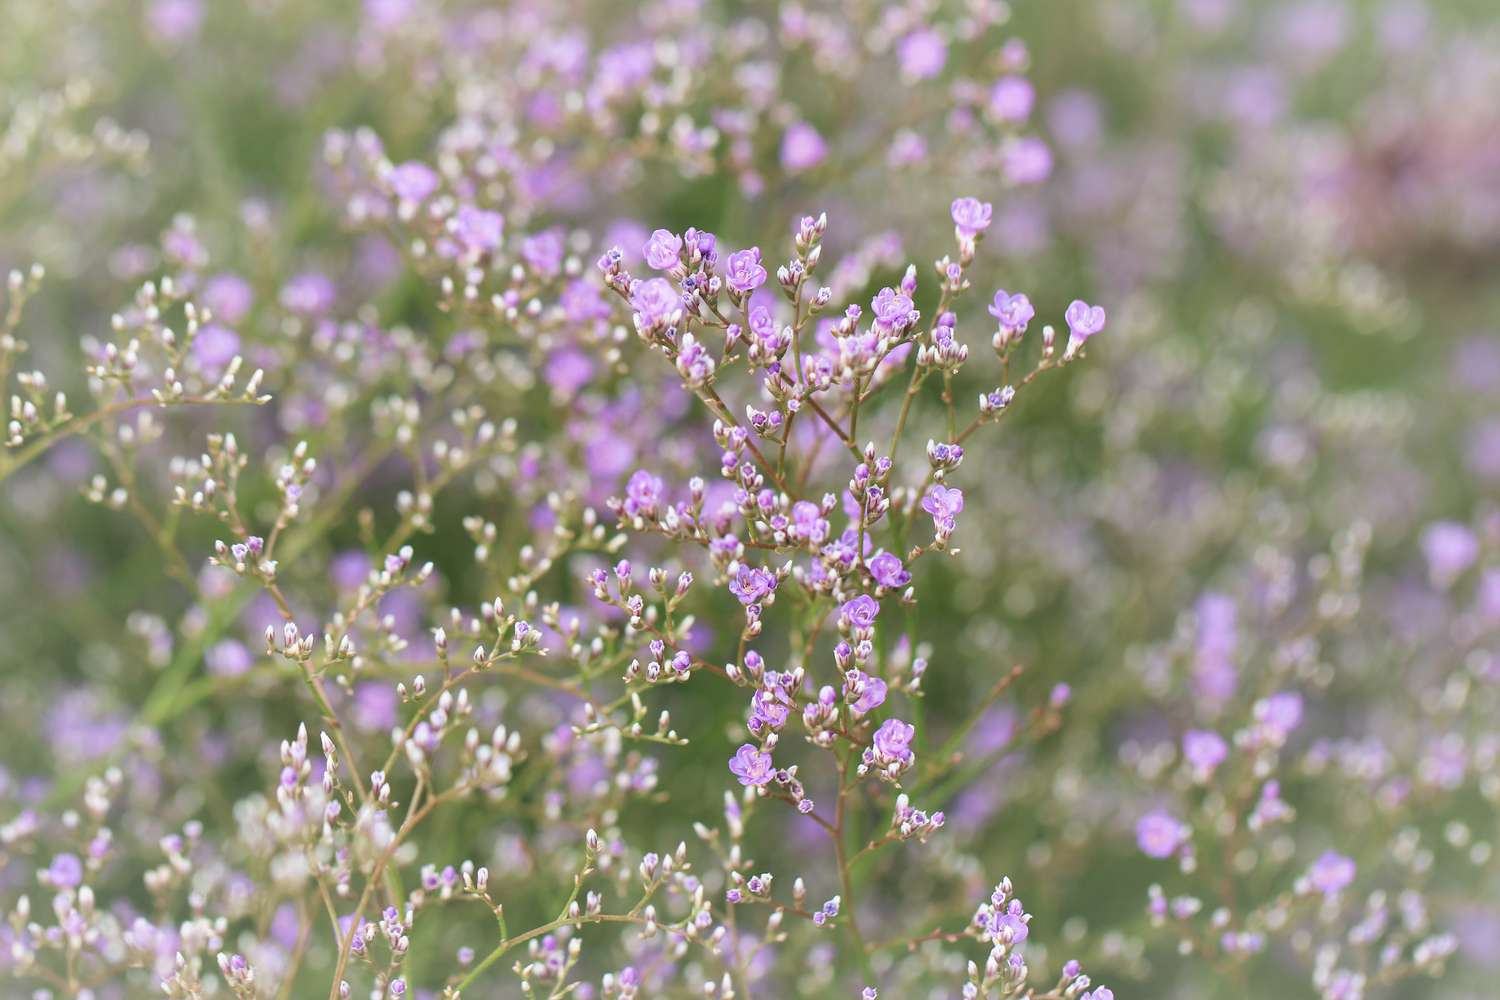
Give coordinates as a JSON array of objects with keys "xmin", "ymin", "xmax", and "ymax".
[
  {"xmin": 622, "ymin": 469, "xmax": 664, "ymax": 519},
  {"xmin": 201, "ymin": 273, "xmax": 254, "ymax": 325},
  {"xmin": 1307, "ymin": 851, "xmax": 1356, "ymax": 897},
  {"xmin": 780, "ymin": 122, "xmax": 827, "ymax": 173},
  {"xmin": 728, "ymin": 565, "xmax": 776, "ymax": 605},
  {"xmin": 1003, "ymin": 136, "xmax": 1053, "ymax": 184},
  {"xmin": 850, "ymin": 674, "xmax": 888, "ymax": 714},
  {"xmin": 921, "ymin": 485, "xmax": 965, "ymax": 530},
  {"xmin": 870, "ymin": 287, "xmax": 915, "ymax": 330},
  {"xmin": 1064, "ymin": 300, "xmax": 1107, "ymax": 352},
  {"xmin": 871, "ymin": 718, "xmax": 916, "ymax": 766},
  {"xmin": 46, "ymin": 853, "xmax": 84, "ymax": 888},
  {"xmin": 950, "ymin": 197, "xmax": 993, "ymax": 238},
  {"xmin": 841, "ymin": 595, "xmax": 879, "ymax": 629},
  {"xmin": 390, "ymin": 161, "xmax": 439, "ymax": 202},
  {"xmin": 868, "ymin": 550, "xmax": 911, "ymax": 589},
  {"xmin": 749, "ymin": 690, "xmax": 791, "ymax": 733},
  {"xmin": 630, "ymin": 277, "xmax": 681, "ymax": 329},
  {"xmin": 988, "ymin": 290, "xmax": 1035, "ymax": 335},
  {"xmin": 451, "ymin": 206, "xmax": 505, "ymax": 255},
  {"xmin": 1136, "ymin": 811, "xmax": 1187, "ymax": 859},
  {"xmin": 643, "ymin": 229, "xmax": 683, "ymax": 270},
  {"xmin": 897, "ymin": 29, "xmax": 947, "ymax": 81},
  {"xmin": 206, "ymin": 639, "xmax": 253, "ymax": 678},
  {"xmin": 1421, "ymin": 521, "xmax": 1478, "ymax": 588},
  {"xmin": 1182, "ymin": 729, "xmax": 1228, "ymax": 776},
  {"xmin": 724, "ymin": 248, "xmax": 767, "ymax": 294},
  {"xmin": 989, "ymin": 76, "xmax": 1035, "ymax": 122},
  {"xmin": 675, "ymin": 332, "xmax": 715, "ymax": 386},
  {"xmin": 728, "ymin": 744, "xmax": 774, "ymax": 787},
  {"xmin": 280, "ymin": 272, "xmax": 336, "ymax": 316},
  {"xmin": 1254, "ymin": 691, "xmax": 1304, "ymax": 742},
  {"xmin": 192, "ymin": 325, "xmax": 241, "ymax": 368},
  {"xmin": 522, "ymin": 229, "xmax": 566, "ymax": 277}
]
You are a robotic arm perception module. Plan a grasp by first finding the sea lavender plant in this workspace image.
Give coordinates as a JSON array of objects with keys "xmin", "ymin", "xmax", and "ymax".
[{"xmin": 2, "ymin": 0, "xmax": 1497, "ymax": 997}]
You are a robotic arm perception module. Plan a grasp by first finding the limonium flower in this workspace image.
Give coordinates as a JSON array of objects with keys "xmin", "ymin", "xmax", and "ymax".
[
  {"xmin": 728, "ymin": 744, "xmax": 775, "ymax": 787},
  {"xmin": 724, "ymin": 247, "xmax": 767, "ymax": 294},
  {"xmin": 950, "ymin": 197, "xmax": 993, "ymax": 238},
  {"xmin": 642, "ymin": 228, "xmax": 683, "ymax": 270},
  {"xmin": 1136, "ymin": 811, "xmax": 1188, "ymax": 859}
]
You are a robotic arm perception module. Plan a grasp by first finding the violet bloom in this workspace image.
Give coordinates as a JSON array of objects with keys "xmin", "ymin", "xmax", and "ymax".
[
  {"xmin": 1307, "ymin": 851, "xmax": 1356, "ymax": 897},
  {"xmin": 869, "ymin": 550, "xmax": 911, "ymax": 589},
  {"xmin": 201, "ymin": 273, "xmax": 254, "ymax": 325},
  {"xmin": 206, "ymin": 639, "xmax": 253, "ymax": 678},
  {"xmin": 897, "ymin": 29, "xmax": 947, "ymax": 81},
  {"xmin": 280, "ymin": 272, "xmax": 336, "ymax": 316},
  {"xmin": 724, "ymin": 248, "xmax": 767, "ymax": 294},
  {"xmin": 992, "ymin": 904, "xmax": 1030, "ymax": 944},
  {"xmin": 192, "ymin": 325, "xmax": 241, "ymax": 368},
  {"xmin": 522, "ymin": 229, "xmax": 565, "ymax": 277},
  {"xmin": 389, "ymin": 161, "xmax": 439, "ymax": 202},
  {"xmin": 728, "ymin": 744, "xmax": 775, "ymax": 787},
  {"xmin": 1064, "ymin": 299, "xmax": 1106, "ymax": 355},
  {"xmin": 622, "ymin": 469, "xmax": 664, "ymax": 519},
  {"xmin": 950, "ymin": 197, "xmax": 993, "ymax": 238},
  {"xmin": 870, "ymin": 287, "xmax": 915, "ymax": 330},
  {"xmin": 1182, "ymin": 729, "xmax": 1228, "ymax": 777},
  {"xmin": 630, "ymin": 277, "xmax": 680, "ymax": 329},
  {"xmin": 851, "ymin": 674, "xmax": 888, "ymax": 714},
  {"xmin": 988, "ymin": 290, "xmax": 1035, "ymax": 336},
  {"xmin": 841, "ymin": 594, "xmax": 879, "ymax": 629},
  {"xmin": 921, "ymin": 485, "xmax": 965, "ymax": 530},
  {"xmin": 46, "ymin": 853, "xmax": 84, "ymax": 888},
  {"xmin": 1136, "ymin": 811, "xmax": 1187, "ymax": 858},
  {"xmin": 147, "ymin": 0, "xmax": 203, "ymax": 44},
  {"xmin": 642, "ymin": 229, "xmax": 683, "ymax": 270},
  {"xmin": 728, "ymin": 565, "xmax": 776, "ymax": 605},
  {"xmin": 1421, "ymin": 521, "xmax": 1478, "ymax": 588},
  {"xmin": 1194, "ymin": 591, "xmax": 1238, "ymax": 708},
  {"xmin": 990, "ymin": 76, "xmax": 1035, "ymax": 122},
  {"xmin": 872, "ymin": 718, "xmax": 916, "ymax": 765},
  {"xmin": 1003, "ymin": 136, "xmax": 1053, "ymax": 184},
  {"xmin": 1254, "ymin": 691, "xmax": 1304, "ymax": 742},
  {"xmin": 750, "ymin": 690, "xmax": 790, "ymax": 733},
  {"xmin": 780, "ymin": 122, "xmax": 827, "ymax": 172},
  {"xmin": 451, "ymin": 206, "xmax": 505, "ymax": 255}
]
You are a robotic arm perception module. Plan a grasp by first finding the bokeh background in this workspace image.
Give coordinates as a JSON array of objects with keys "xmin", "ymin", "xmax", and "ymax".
[{"xmin": 2, "ymin": 0, "xmax": 1498, "ymax": 996}]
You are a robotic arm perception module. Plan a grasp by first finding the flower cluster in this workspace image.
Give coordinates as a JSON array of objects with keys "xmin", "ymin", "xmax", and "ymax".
[{"xmin": 1, "ymin": 0, "xmax": 1496, "ymax": 998}]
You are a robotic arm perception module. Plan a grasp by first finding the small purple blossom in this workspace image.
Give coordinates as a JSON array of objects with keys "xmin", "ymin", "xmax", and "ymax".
[
  {"xmin": 950, "ymin": 197, "xmax": 993, "ymax": 238},
  {"xmin": 850, "ymin": 674, "xmax": 888, "ymax": 714},
  {"xmin": 897, "ymin": 29, "xmax": 947, "ymax": 81},
  {"xmin": 988, "ymin": 290, "xmax": 1035, "ymax": 336},
  {"xmin": 630, "ymin": 277, "xmax": 681, "ymax": 328},
  {"xmin": 871, "ymin": 718, "xmax": 915, "ymax": 766},
  {"xmin": 1064, "ymin": 299, "xmax": 1107, "ymax": 354},
  {"xmin": 389, "ymin": 161, "xmax": 439, "ymax": 202},
  {"xmin": 781, "ymin": 122, "xmax": 827, "ymax": 172},
  {"xmin": 1307, "ymin": 851, "xmax": 1356, "ymax": 897},
  {"xmin": 841, "ymin": 594, "xmax": 880, "ymax": 629},
  {"xmin": 728, "ymin": 744, "xmax": 775, "ymax": 787},
  {"xmin": 1421, "ymin": 521, "xmax": 1478, "ymax": 588},
  {"xmin": 728, "ymin": 565, "xmax": 777, "ymax": 605},
  {"xmin": 868, "ymin": 550, "xmax": 911, "ymax": 589},
  {"xmin": 1136, "ymin": 811, "xmax": 1187, "ymax": 859},
  {"xmin": 451, "ymin": 205, "xmax": 505, "ymax": 255},
  {"xmin": 643, "ymin": 229, "xmax": 683, "ymax": 270},
  {"xmin": 1182, "ymin": 729, "xmax": 1228, "ymax": 777},
  {"xmin": 724, "ymin": 247, "xmax": 767, "ymax": 294},
  {"xmin": 921, "ymin": 485, "xmax": 965, "ymax": 531}
]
